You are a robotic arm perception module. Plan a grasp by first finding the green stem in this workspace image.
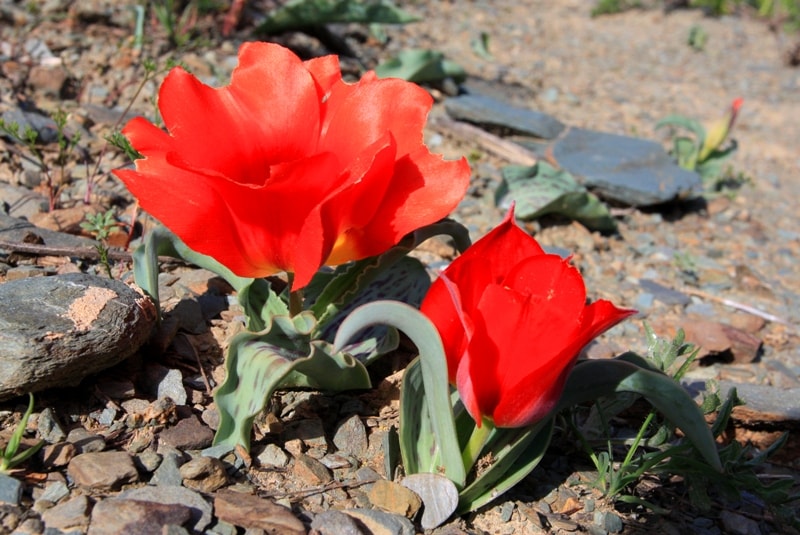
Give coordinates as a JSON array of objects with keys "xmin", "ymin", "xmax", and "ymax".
[
  {"xmin": 288, "ymin": 288, "xmax": 303, "ymax": 317},
  {"xmin": 461, "ymin": 418, "xmax": 493, "ymax": 472}
]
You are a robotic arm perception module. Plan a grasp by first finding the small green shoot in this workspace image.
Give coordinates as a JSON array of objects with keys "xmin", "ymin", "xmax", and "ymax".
[
  {"xmin": 80, "ymin": 209, "xmax": 120, "ymax": 278},
  {"xmin": 1, "ymin": 394, "xmax": 45, "ymax": 473},
  {"xmin": 0, "ymin": 109, "xmax": 81, "ymax": 212}
]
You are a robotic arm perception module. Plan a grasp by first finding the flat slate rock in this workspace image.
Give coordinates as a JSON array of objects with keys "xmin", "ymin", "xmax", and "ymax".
[
  {"xmin": 550, "ymin": 128, "xmax": 702, "ymax": 206},
  {"xmin": 0, "ymin": 273, "xmax": 156, "ymax": 400},
  {"xmin": 0, "ymin": 213, "xmax": 96, "ymax": 249},
  {"xmin": 445, "ymin": 93, "xmax": 566, "ymax": 140}
]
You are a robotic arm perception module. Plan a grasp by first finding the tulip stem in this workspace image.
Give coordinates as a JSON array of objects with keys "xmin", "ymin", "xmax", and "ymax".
[
  {"xmin": 462, "ymin": 418, "xmax": 493, "ymax": 472},
  {"xmin": 289, "ymin": 289, "xmax": 303, "ymax": 317}
]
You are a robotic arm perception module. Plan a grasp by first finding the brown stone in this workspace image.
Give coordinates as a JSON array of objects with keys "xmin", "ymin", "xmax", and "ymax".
[
  {"xmin": 179, "ymin": 456, "xmax": 228, "ymax": 493},
  {"xmin": 214, "ymin": 488, "xmax": 305, "ymax": 534},
  {"xmin": 67, "ymin": 451, "xmax": 139, "ymax": 491},
  {"xmin": 87, "ymin": 498, "xmax": 193, "ymax": 535},
  {"xmin": 292, "ymin": 453, "xmax": 332, "ymax": 485},
  {"xmin": 368, "ymin": 479, "xmax": 422, "ymax": 518}
]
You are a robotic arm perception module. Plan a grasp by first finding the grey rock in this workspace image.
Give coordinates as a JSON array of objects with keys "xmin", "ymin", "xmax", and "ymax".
[
  {"xmin": 67, "ymin": 451, "xmax": 139, "ymax": 491},
  {"xmin": 344, "ymin": 508, "xmax": 415, "ymax": 535},
  {"xmin": 593, "ymin": 510, "xmax": 623, "ymax": 533},
  {"xmin": 0, "ymin": 182, "xmax": 46, "ymax": 219},
  {"xmin": 1, "ymin": 108, "xmax": 60, "ymax": 144},
  {"xmin": 0, "ymin": 213, "xmax": 95, "ymax": 249},
  {"xmin": 445, "ymin": 94, "xmax": 565, "ymax": 139},
  {"xmin": 40, "ymin": 494, "xmax": 91, "ymax": 532},
  {"xmin": 256, "ymin": 443, "xmax": 289, "ymax": 468},
  {"xmin": 151, "ymin": 449, "xmax": 184, "ymax": 486},
  {"xmin": 400, "ymin": 473, "xmax": 459, "ymax": 529},
  {"xmin": 332, "ymin": 414, "xmax": 368, "ymax": 457},
  {"xmin": 0, "ymin": 273, "xmax": 157, "ymax": 401},
  {"xmin": 718, "ymin": 382, "xmax": 800, "ymax": 421},
  {"xmin": 638, "ymin": 279, "xmax": 691, "ymax": 306},
  {"xmin": 0, "ymin": 473, "xmax": 23, "ymax": 505},
  {"xmin": 87, "ymin": 498, "xmax": 193, "ymax": 535},
  {"xmin": 551, "ymin": 128, "xmax": 702, "ymax": 206},
  {"xmin": 719, "ymin": 511, "xmax": 761, "ymax": 535},
  {"xmin": 118, "ymin": 485, "xmax": 213, "ymax": 531},
  {"xmin": 36, "ymin": 407, "xmax": 66, "ymax": 443},
  {"xmin": 142, "ymin": 364, "xmax": 187, "ymax": 406},
  {"xmin": 310, "ymin": 510, "xmax": 364, "ymax": 535},
  {"xmin": 66, "ymin": 427, "xmax": 106, "ymax": 454},
  {"xmin": 36, "ymin": 481, "xmax": 70, "ymax": 506}
]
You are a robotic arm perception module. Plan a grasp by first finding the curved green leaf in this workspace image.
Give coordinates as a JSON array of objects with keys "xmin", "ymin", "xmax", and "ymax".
[
  {"xmin": 456, "ymin": 419, "xmax": 554, "ymax": 513},
  {"xmin": 132, "ymin": 225, "xmax": 285, "ymax": 330},
  {"xmin": 375, "ymin": 49, "xmax": 467, "ymax": 83},
  {"xmin": 558, "ymin": 358, "xmax": 721, "ymax": 471},
  {"xmin": 213, "ymin": 312, "xmax": 371, "ymax": 451},
  {"xmin": 333, "ymin": 300, "xmax": 466, "ymax": 486}
]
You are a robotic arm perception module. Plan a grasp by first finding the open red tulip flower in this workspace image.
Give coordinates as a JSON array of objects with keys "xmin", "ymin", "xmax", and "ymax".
[
  {"xmin": 114, "ymin": 42, "xmax": 470, "ymax": 289},
  {"xmin": 421, "ymin": 208, "xmax": 636, "ymax": 428}
]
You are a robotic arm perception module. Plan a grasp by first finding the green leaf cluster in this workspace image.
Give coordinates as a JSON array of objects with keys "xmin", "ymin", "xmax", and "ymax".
[
  {"xmin": 495, "ymin": 162, "xmax": 617, "ymax": 233},
  {"xmin": 257, "ymin": 0, "xmax": 418, "ymax": 35}
]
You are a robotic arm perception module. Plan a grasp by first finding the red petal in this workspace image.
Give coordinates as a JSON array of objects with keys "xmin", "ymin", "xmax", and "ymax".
[
  {"xmin": 157, "ymin": 42, "xmax": 322, "ymax": 185},
  {"xmin": 349, "ymin": 149, "xmax": 471, "ymax": 260},
  {"xmin": 318, "ymin": 74, "xmax": 432, "ymax": 165},
  {"xmin": 115, "ymin": 146, "xmax": 341, "ymax": 286}
]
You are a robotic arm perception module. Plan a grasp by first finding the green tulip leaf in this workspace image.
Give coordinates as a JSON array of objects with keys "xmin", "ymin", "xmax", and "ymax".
[
  {"xmin": 257, "ymin": 0, "xmax": 419, "ymax": 35},
  {"xmin": 132, "ymin": 225, "xmax": 285, "ymax": 331},
  {"xmin": 374, "ymin": 49, "xmax": 467, "ymax": 83},
  {"xmin": 214, "ymin": 311, "xmax": 371, "ymax": 451},
  {"xmin": 655, "ymin": 114, "xmax": 707, "ymax": 147},
  {"xmin": 558, "ymin": 356, "xmax": 722, "ymax": 471},
  {"xmin": 456, "ymin": 419, "xmax": 554, "ymax": 513},
  {"xmin": 399, "ymin": 358, "xmax": 444, "ymax": 475},
  {"xmin": 333, "ymin": 300, "xmax": 466, "ymax": 486},
  {"xmin": 496, "ymin": 162, "xmax": 616, "ymax": 232},
  {"xmin": 309, "ymin": 219, "xmax": 470, "ymax": 331}
]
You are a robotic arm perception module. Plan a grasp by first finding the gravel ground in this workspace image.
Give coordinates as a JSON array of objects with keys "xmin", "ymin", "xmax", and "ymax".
[{"xmin": 0, "ymin": 0, "xmax": 799, "ymax": 533}]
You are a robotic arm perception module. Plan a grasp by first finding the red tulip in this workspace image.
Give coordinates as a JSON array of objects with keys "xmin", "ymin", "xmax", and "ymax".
[
  {"xmin": 421, "ymin": 209, "xmax": 636, "ymax": 428},
  {"xmin": 114, "ymin": 42, "xmax": 470, "ymax": 289}
]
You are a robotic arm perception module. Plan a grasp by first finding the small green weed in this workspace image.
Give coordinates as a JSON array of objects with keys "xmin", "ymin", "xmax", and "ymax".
[
  {"xmin": 1, "ymin": 394, "xmax": 44, "ymax": 474},
  {"xmin": 80, "ymin": 209, "xmax": 120, "ymax": 278}
]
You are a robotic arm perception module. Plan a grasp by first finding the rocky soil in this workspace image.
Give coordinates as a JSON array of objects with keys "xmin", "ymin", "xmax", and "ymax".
[{"xmin": 0, "ymin": 0, "xmax": 799, "ymax": 534}]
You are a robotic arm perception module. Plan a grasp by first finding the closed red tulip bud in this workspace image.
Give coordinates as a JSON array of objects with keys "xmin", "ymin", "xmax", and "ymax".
[{"xmin": 421, "ymin": 209, "xmax": 636, "ymax": 428}]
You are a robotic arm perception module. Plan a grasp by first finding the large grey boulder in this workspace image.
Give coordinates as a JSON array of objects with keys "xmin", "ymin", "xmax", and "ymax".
[{"xmin": 0, "ymin": 273, "xmax": 156, "ymax": 400}]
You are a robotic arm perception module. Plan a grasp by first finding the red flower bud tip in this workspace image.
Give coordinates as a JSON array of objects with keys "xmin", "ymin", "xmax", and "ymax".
[{"xmin": 421, "ymin": 208, "xmax": 636, "ymax": 428}]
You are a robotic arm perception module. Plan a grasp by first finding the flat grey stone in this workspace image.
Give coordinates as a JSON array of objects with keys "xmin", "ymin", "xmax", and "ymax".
[
  {"xmin": 332, "ymin": 414, "xmax": 368, "ymax": 457},
  {"xmin": 445, "ymin": 94, "xmax": 565, "ymax": 139},
  {"xmin": 638, "ymin": 279, "xmax": 691, "ymax": 306},
  {"xmin": 0, "ymin": 273, "xmax": 157, "ymax": 401},
  {"xmin": 551, "ymin": 127, "xmax": 702, "ymax": 206},
  {"xmin": 37, "ymin": 407, "xmax": 67, "ymax": 443},
  {"xmin": 310, "ymin": 510, "xmax": 362, "ymax": 535},
  {"xmin": 0, "ymin": 213, "xmax": 95, "ymax": 249},
  {"xmin": 0, "ymin": 473, "xmax": 23, "ymax": 505},
  {"xmin": 718, "ymin": 382, "xmax": 800, "ymax": 421},
  {"xmin": 41, "ymin": 494, "xmax": 91, "ymax": 531}
]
